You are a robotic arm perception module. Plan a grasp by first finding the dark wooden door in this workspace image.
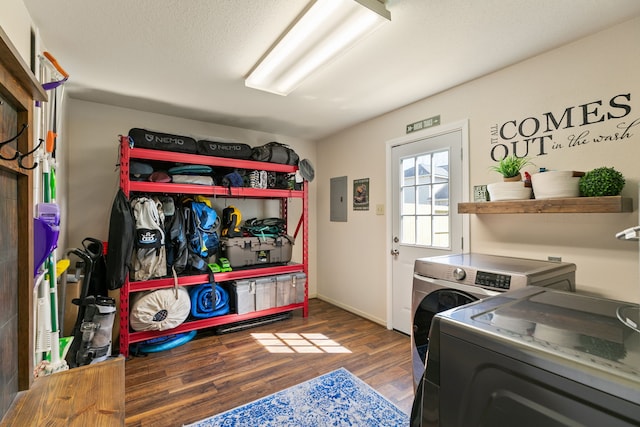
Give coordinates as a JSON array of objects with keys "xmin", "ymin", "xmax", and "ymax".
[
  {"xmin": 0, "ymin": 27, "xmax": 47, "ymax": 420},
  {"xmin": 0, "ymin": 103, "xmax": 20, "ymax": 417}
]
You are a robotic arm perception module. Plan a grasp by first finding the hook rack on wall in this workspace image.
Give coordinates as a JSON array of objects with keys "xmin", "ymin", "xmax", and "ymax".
[
  {"xmin": 18, "ymin": 138, "xmax": 43, "ymax": 170},
  {"xmin": 0, "ymin": 124, "xmax": 42, "ymax": 170},
  {"xmin": 0, "ymin": 123, "xmax": 28, "ymax": 161}
]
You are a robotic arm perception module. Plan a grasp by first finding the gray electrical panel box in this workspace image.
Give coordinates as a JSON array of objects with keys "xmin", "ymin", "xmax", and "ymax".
[{"xmin": 330, "ymin": 176, "xmax": 347, "ymax": 222}]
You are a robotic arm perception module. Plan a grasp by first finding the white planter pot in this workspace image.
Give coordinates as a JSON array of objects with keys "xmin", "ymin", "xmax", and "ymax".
[
  {"xmin": 487, "ymin": 181, "xmax": 532, "ymax": 201},
  {"xmin": 531, "ymin": 171, "xmax": 580, "ymax": 199}
]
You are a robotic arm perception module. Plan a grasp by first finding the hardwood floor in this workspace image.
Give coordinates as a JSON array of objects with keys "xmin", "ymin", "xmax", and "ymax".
[{"xmin": 125, "ymin": 298, "xmax": 414, "ymax": 426}]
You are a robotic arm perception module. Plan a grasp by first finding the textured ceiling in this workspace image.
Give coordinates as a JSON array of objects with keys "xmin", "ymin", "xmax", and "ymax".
[{"xmin": 22, "ymin": 0, "xmax": 640, "ymax": 140}]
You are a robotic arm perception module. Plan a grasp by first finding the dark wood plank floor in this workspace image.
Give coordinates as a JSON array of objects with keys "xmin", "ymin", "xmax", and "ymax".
[{"xmin": 125, "ymin": 298, "xmax": 414, "ymax": 426}]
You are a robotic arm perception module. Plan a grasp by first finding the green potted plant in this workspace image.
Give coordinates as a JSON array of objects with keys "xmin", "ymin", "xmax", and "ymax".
[
  {"xmin": 489, "ymin": 155, "xmax": 534, "ymax": 181},
  {"xmin": 486, "ymin": 155, "xmax": 534, "ymax": 201},
  {"xmin": 579, "ymin": 166, "xmax": 625, "ymax": 197}
]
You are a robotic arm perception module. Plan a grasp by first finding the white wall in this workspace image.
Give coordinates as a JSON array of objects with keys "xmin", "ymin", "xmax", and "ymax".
[
  {"xmin": 316, "ymin": 16, "xmax": 640, "ymax": 325},
  {"xmin": 65, "ymin": 100, "xmax": 318, "ymax": 296},
  {"xmin": 1, "ymin": 0, "xmax": 32, "ymax": 64}
]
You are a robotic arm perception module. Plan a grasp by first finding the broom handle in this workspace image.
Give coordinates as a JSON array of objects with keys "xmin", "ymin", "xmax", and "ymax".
[{"xmin": 43, "ymin": 52, "xmax": 69, "ymax": 79}]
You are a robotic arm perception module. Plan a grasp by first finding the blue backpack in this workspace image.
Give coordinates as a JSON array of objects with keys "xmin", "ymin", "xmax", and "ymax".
[{"xmin": 183, "ymin": 196, "xmax": 219, "ymax": 271}]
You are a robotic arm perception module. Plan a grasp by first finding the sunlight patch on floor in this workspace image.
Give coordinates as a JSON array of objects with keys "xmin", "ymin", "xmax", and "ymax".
[{"xmin": 251, "ymin": 332, "xmax": 352, "ymax": 354}]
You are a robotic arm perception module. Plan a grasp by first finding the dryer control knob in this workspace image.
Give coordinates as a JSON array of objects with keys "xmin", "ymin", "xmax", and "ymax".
[{"xmin": 453, "ymin": 267, "xmax": 466, "ymax": 281}]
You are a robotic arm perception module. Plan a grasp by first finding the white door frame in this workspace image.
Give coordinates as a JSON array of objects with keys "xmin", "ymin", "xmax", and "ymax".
[{"xmin": 384, "ymin": 119, "xmax": 470, "ymax": 329}]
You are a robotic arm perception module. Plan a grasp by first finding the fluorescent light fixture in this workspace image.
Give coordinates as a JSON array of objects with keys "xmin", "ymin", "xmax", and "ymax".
[{"xmin": 245, "ymin": 0, "xmax": 390, "ymax": 96}]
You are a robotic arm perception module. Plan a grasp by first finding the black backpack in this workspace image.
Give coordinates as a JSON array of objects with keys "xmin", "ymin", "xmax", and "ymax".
[
  {"xmin": 163, "ymin": 196, "xmax": 189, "ymax": 275},
  {"xmin": 221, "ymin": 205, "xmax": 242, "ymax": 238},
  {"xmin": 106, "ymin": 189, "xmax": 134, "ymax": 290}
]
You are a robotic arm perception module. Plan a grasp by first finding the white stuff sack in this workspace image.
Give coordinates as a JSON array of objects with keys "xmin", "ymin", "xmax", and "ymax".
[
  {"xmin": 131, "ymin": 196, "xmax": 167, "ymax": 281},
  {"xmin": 130, "ymin": 287, "xmax": 191, "ymax": 331}
]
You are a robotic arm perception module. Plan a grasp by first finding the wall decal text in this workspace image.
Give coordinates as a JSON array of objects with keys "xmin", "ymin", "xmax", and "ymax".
[{"xmin": 489, "ymin": 93, "xmax": 636, "ymax": 160}]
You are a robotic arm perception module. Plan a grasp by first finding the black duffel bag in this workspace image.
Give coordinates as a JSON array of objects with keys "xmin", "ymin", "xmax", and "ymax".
[
  {"xmin": 251, "ymin": 142, "xmax": 299, "ymax": 165},
  {"xmin": 197, "ymin": 139, "xmax": 253, "ymax": 159},
  {"xmin": 128, "ymin": 128, "xmax": 197, "ymax": 154}
]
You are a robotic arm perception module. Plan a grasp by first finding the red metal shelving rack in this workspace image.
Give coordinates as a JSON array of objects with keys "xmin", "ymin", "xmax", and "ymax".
[{"xmin": 117, "ymin": 136, "xmax": 308, "ymax": 356}]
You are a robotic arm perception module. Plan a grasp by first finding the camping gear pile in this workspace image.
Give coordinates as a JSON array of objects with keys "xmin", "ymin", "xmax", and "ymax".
[
  {"xmin": 125, "ymin": 128, "xmax": 314, "ymax": 191},
  {"xmin": 100, "ymin": 127, "xmax": 313, "ymax": 354}
]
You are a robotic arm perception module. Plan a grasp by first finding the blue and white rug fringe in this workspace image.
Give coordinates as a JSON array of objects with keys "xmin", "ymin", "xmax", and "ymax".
[{"xmin": 184, "ymin": 367, "xmax": 409, "ymax": 427}]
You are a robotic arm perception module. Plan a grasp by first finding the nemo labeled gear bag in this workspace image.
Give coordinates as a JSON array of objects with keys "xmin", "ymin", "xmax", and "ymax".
[
  {"xmin": 128, "ymin": 128, "xmax": 197, "ymax": 154},
  {"xmin": 197, "ymin": 139, "xmax": 253, "ymax": 159},
  {"xmin": 251, "ymin": 141, "xmax": 299, "ymax": 165}
]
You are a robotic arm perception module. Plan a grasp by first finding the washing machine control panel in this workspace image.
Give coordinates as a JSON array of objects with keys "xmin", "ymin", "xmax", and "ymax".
[{"xmin": 475, "ymin": 270, "xmax": 511, "ymax": 290}]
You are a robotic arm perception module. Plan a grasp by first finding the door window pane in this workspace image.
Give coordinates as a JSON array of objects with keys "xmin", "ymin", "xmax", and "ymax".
[
  {"xmin": 416, "ymin": 154, "xmax": 431, "ymax": 185},
  {"xmin": 402, "ymin": 187, "xmax": 415, "ymax": 215},
  {"xmin": 433, "ymin": 216, "xmax": 450, "ymax": 248},
  {"xmin": 433, "ymin": 151, "xmax": 449, "ymax": 183},
  {"xmin": 402, "ymin": 216, "xmax": 416, "ymax": 245},
  {"xmin": 402, "ymin": 157, "xmax": 415, "ymax": 186},
  {"xmin": 433, "ymin": 183, "xmax": 449, "ymax": 215},
  {"xmin": 416, "ymin": 216, "xmax": 432, "ymax": 246},
  {"xmin": 416, "ymin": 185, "xmax": 431, "ymax": 215}
]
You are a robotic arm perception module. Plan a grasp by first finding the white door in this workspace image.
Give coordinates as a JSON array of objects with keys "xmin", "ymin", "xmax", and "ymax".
[{"xmin": 388, "ymin": 121, "xmax": 469, "ymax": 334}]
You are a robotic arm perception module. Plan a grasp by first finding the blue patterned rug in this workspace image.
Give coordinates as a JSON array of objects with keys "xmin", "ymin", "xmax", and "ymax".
[{"xmin": 184, "ymin": 367, "xmax": 409, "ymax": 426}]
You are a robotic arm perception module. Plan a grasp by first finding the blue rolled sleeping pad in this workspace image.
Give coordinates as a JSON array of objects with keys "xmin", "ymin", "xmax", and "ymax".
[
  {"xmin": 189, "ymin": 282, "xmax": 230, "ymax": 318},
  {"xmin": 138, "ymin": 330, "xmax": 197, "ymax": 353}
]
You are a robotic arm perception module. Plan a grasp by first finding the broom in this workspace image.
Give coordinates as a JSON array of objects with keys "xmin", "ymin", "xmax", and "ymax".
[{"xmin": 33, "ymin": 52, "xmax": 71, "ymax": 376}]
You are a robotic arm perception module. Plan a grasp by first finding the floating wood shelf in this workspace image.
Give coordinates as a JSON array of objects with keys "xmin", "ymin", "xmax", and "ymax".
[{"xmin": 458, "ymin": 196, "xmax": 633, "ymax": 214}]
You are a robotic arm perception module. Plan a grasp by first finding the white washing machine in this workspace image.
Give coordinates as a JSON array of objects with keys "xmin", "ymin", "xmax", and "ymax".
[{"xmin": 411, "ymin": 253, "xmax": 576, "ymax": 389}]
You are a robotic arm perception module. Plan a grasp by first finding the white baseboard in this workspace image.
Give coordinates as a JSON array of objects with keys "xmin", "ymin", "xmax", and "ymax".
[{"xmin": 315, "ymin": 294, "xmax": 387, "ymax": 327}]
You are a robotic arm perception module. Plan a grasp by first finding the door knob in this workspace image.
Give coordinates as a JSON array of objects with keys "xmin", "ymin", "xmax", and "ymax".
[{"xmin": 391, "ymin": 249, "xmax": 399, "ymax": 256}]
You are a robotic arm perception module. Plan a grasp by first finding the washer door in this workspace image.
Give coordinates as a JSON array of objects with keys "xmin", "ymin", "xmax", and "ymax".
[{"xmin": 412, "ymin": 289, "xmax": 477, "ymax": 387}]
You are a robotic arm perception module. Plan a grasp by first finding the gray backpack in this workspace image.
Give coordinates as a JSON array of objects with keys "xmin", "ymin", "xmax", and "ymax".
[{"xmin": 131, "ymin": 196, "xmax": 167, "ymax": 281}]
